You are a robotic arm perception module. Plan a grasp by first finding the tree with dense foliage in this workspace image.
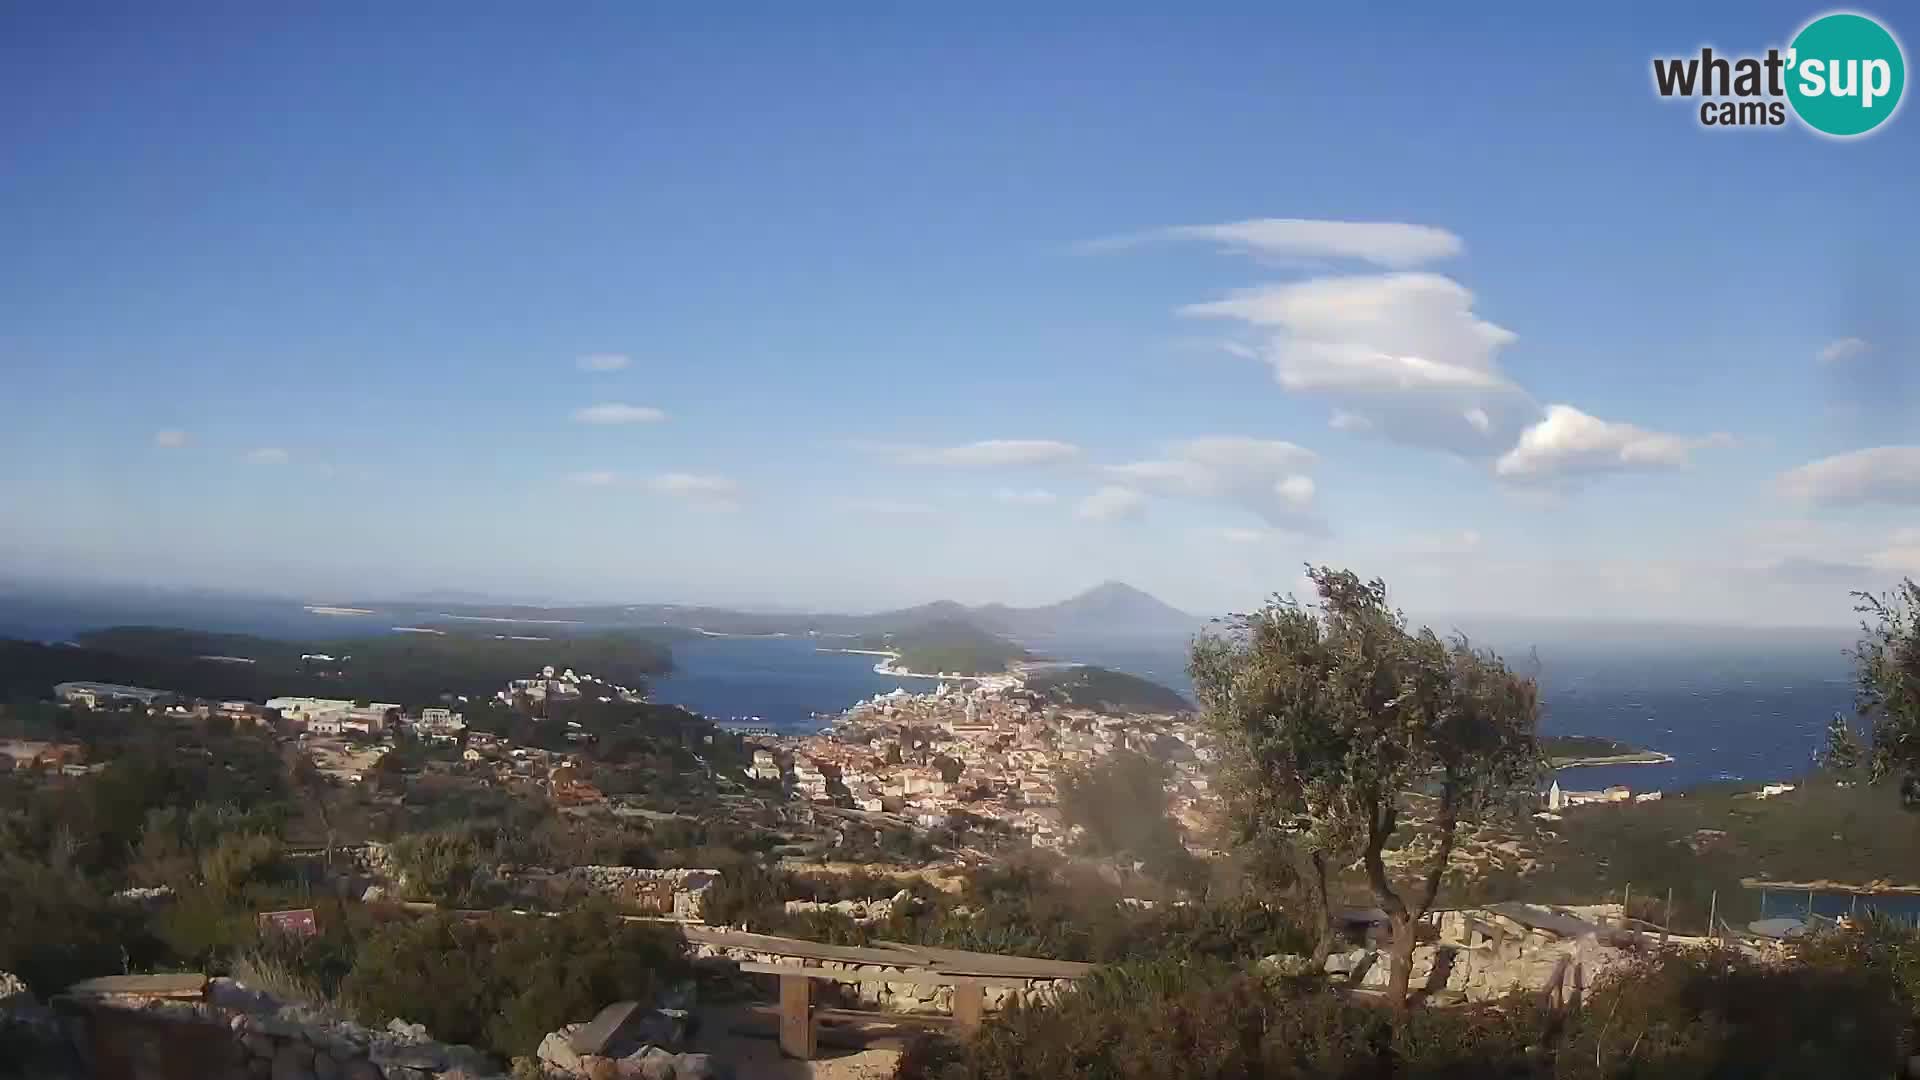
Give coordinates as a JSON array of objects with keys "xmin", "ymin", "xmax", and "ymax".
[
  {"xmin": 1853, "ymin": 580, "xmax": 1920, "ymax": 795},
  {"xmin": 1189, "ymin": 567, "xmax": 1540, "ymax": 1005}
]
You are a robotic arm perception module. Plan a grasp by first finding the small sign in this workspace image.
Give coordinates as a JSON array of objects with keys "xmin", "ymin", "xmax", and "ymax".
[{"xmin": 258, "ymin": 908, "xmax": 318, "ymax": 937}]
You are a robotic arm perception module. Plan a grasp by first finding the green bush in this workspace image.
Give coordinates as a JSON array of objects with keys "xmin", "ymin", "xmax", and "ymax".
[
  {"xmin": 341, "ymin": 905, "xmax": 689, "ymax": 1057},
  {"xmin": 903, "ymin": 947, "xmax": 1911, "ymax": 1080}
]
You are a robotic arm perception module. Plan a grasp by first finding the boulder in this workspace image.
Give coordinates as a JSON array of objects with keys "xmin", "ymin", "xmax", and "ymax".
[
  {"xmin": 582, "ymin": 1056, "xmax": 620, "ymax": 1080},
  {"xmin": 341, "ymin": 1062, "xmax": 382, "ymax": 1080},
  {"xmin": 369, "ymin": 1037, "xmax": 447, "ymax": 1071},
  {"xmin": 312, "ymin": 1051, "xmax": 340, "ymax": 1080},
  {"xmin": 385, "ymin": 1018, "xmax": 428, "ymax": 1040},
  {"xmin": 620, "ymin": 1046, "xmax": 678, "ymax": 1080},
  {"xmin": 1257, "ymin": 953, "xmax": 1315, "ymax": 977},
  {"xmin": 670, "ymin": 1053, "xmax": 729, "ymax": 1080},
  {"xmin": 209, "ymin": 977, "xmax": 282, "ymax": 1014},
  {"xmin": 1358, "ymin": 957, "xmax": 1392, "ymax": 989},
  {"xmin": 538, "ymin": 1026, "xmax": 586, "ymax": 1075},
  {"xmin": 1323, "ymin": 948, "xmax": 1370, "ymax": 977},
  {"xmin": 0, "ymin": 969, "xmax": 31, "ymax": 1007}
]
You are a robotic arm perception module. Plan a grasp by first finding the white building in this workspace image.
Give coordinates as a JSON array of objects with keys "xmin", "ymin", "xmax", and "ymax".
[{"xmin": 267, "ymin": 697, "xmax": 355, "ymax": 727}]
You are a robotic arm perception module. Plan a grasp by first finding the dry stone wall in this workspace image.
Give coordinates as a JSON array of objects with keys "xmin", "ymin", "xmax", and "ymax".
[{"xmin": 687, "ymin": 942, "xmax": 1069, "ymax": 1013}]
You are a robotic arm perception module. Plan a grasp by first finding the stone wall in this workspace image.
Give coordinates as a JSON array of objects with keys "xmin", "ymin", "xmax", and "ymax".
[
  {"xmin": 687, "ymin": 943, "xmax": 1069, "ymax": 1013},
  {"xmin": 1315, "ymin": 905, "xmax": 1637, "ymax": 1003},
  {"xmin": 46, "ymin": 979, "xmax": 505, "ymax": 1080},
  {"xmin": 565, "ymin": 867, "xmax": 720, "ymax": 921}
]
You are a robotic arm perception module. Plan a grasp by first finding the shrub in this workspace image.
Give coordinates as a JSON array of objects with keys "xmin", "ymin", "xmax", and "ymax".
[
  {"xmin": 902, "ymin": 947, "xmax": 1910, "ymax": 1080},
  {"xmin": 341, "ymin": 905, "xmax": 689, "ymax": 1057}
]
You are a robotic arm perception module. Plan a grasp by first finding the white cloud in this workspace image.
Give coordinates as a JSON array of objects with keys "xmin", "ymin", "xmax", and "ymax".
[
  {"xmin": 1464, "ymin": 408, "xmax": 1491, "ymax": 434},
  {"xmin": 894, "ymin": 439, "xmax": 1082, "ymax": 467},
  {"xmin": 1167, "ymin": 436, "xmax": 1316, "ymax": 472},
  {"xmin": 244, "ymin": 447, "xmax": 289, "ymax": 466},
  {"xmin": 1103, "ymin": 436, "xmax": 1323, "ymax": 529},
  {"xmin": 1076, "ymin": 485, "xmax": 1147, "ymax": 522},
  {"xmin": 992, "ymin": 488, "xmax": 1057, "ymax": 506},
  {"xmin": 1217, "ymin": 527, "xmax": 1269, "ymax": 544},
  {"xmin": 1329, "ymin": 410, "xmax": 1373, "ymax": 432},
  {"xmin": 1778, "ymin": 446, "xmax": 1920, "ymax": 506},
  {"xmin": 576, "ymin": 353, "xmax": 632, "ymax": 372},
  {"xmin": 568, "ymin": 470, "xmax": 623, "ymax": 487},
  {"xmin": 1817, "ymin": 337, "xmax": 1870, "ymax": 364},
  {"xmin": 1184, "ymin": 273, "xmax": 1517, "ymax": 395},
  {"xmin": 643, "ymin": 472, "xmax": 741, "ymax": 510},
  {"xmin": 1092, "ymin": 218, "xmax": 1463, "ymax": 269},
  {"xmin": 1275, "ymin": 474, "xmax": 1315, "ymax": 508},
  {"xmin": 840, "ymin": 498, "xmax": 937, "ymax": 516},
  {"xmin": 1494, "ymin": 404, "xmax": 1732, "ymax": 480},
  {"xmin": 573, "ymin": 403, "xmax": 666, "ymax": 425},
  {"xmin": 153, "ymin": 429, "xmax": 190, "ymax": 449}
]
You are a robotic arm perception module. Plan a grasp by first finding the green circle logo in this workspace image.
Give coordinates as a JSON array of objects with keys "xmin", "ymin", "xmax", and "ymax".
[{"xmin": 1786, "ymin": 12, "xmax": 1906, "ymax": 136}]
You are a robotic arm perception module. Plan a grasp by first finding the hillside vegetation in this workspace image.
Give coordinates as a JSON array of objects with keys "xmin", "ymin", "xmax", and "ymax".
[
  {"xmin": 862, "ymin": 619, "xmax": 1032, "ymax": 676},
  {"xmin": 1025, "ymin": 665, "xmax": 1192, "ymax": 715},
  {"xmin": 0, "ymin": 625, "xmax": 681, "ymax": 708}
]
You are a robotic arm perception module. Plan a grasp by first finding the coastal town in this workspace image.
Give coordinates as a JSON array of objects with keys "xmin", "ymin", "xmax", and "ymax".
[
  {"xmin": 12, "ymin": 668, "xmax": 1709, "ymax": 852},
  {"xmin": 748, "ymin": 676, "xmax": 1212, "ymax": 851},
  {"xmin": 13, "ymin": 668, "xmax": 1215, "ymax": 858}
]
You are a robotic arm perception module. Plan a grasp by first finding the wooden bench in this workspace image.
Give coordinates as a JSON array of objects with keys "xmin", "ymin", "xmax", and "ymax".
[{"xmin": 738, "ymin": 961, "xmax": 1030, "ymax": 1059}]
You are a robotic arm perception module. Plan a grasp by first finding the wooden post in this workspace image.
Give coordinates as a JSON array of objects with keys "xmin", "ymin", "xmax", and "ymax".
[
  {"xmin": 1623, "ymin": 883, "xmax": 1631, "ymax": 928},
  {"xmin": 778, "ymin": 974, "xmax": 816, "ymax": 1060},
  {"xmin": 1662, "ymin": 888, "xmax": 1672, "ymax": 946},
  {"xmin": 952, "ymin": 977, "xmax": 984, "ymax": 1034},
  {"xmin": 1708, "ymin": 891, "xmax": 1717, "ymax": 941}
]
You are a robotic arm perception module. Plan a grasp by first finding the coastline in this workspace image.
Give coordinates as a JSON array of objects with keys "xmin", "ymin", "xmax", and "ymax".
[{"xmin": 1551, "ymin": 751, "xmax": 1676, "ymax": 769}]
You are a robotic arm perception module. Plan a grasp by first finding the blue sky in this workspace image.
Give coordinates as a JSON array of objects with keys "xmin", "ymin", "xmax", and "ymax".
[{"xmin": 3, "ymin": 5, "xmax": 1915, "ymax": 625}]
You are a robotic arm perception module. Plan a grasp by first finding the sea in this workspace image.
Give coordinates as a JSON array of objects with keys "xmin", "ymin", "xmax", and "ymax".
[{"xmin": 0, "ymin": 584, "xmax": 1858, "ymax": 792}]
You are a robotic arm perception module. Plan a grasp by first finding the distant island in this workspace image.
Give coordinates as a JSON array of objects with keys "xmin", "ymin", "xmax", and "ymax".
[
  {"xmin": 1541, "ymin": 734, "xmax": 1674, "ymax": 768},
  {"xmin": 0, "ymin": 624, "xmax": 688, "ymax": 707},
  {"xmin": 856, "ymin": 618, "xmax": 1033, "ymax": 677},
  {"xmin": 1023, "ymin": 664, "xmax": 1193, "ymax": 715}
]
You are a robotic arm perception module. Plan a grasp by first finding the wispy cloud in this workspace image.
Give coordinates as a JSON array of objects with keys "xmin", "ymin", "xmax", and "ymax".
[
  {"xmin": 992, "ymin": 488, "xmax": 1058, "ymax": 506},
  {"xmin": 1102, "ymin": 435, "xmax": 1323, "ymax": 530},
  {"xmin": 1076, "ymin": 485, "xmax": 1148, "ymax": 522},
  {"xmin": 573, "ymin": 403, "xmax": 667, "ymax": 425},
  {"xmin": 153, "ymin": 429, "xmax": 190, "ymax": 449},
  {"xmin": 244, "ymin": 447, "xmax": 290, "ymax": 466},
  {"xmin": 567, "ymin": 469, "xmax": 624, "ymax": 487},
  {"xmin": 1777, "ymin": 446, "xmax": 1920, "ymax": 506},
  {"xmin": 1085, "ymin": 218, "xmax": 1463, "ymax": 269},
  {"xmin": 1495, "ymin": 405, "xmax": 1732, "ymax": 482},
  {"xmin": 1817, "ymin": 337, "xmax": 1870, "ymax": 364},
  {"xmin": 647, "ymin": 472, "xmax": 740, "ymax": 510},
  {"xmin": 884, "ymin": 439, "xmax": 1082, "ymax": 467},
  {"xmin": 577, "ymin": 353, "xmax": 632, "ymax": 372}
]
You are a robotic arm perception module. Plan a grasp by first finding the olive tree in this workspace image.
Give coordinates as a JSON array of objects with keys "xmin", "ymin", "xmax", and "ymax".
[
  {"xmin": 1852, "ymin": 579, "xmax": 1920, "ymax": 805},
  {"xmin": 1190, "ymin": 567, "xmax": 1540, "ymax": 1006}
]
